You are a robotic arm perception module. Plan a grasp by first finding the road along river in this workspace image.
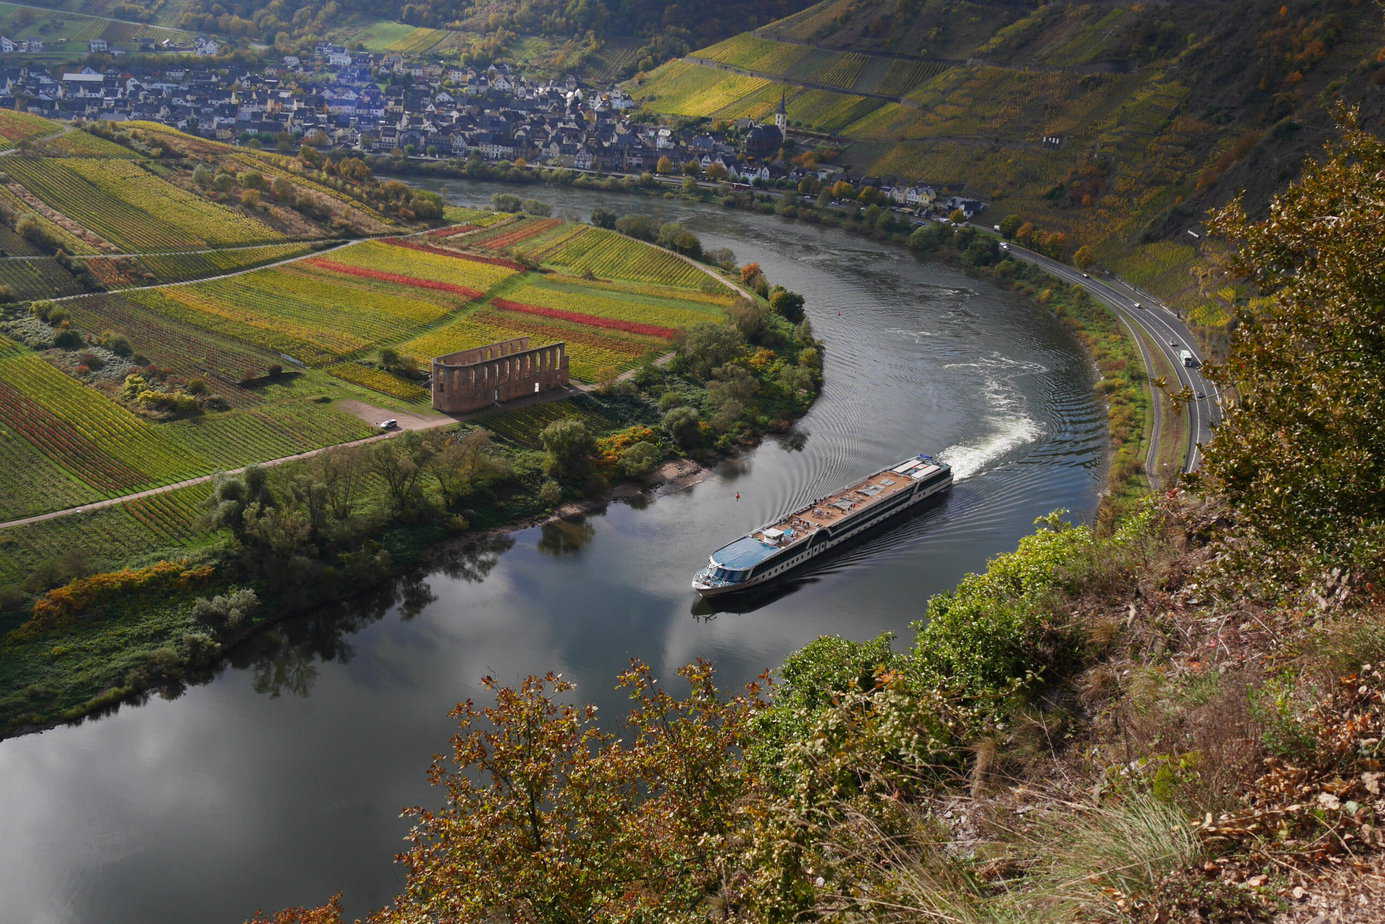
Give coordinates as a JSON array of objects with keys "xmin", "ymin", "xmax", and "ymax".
[{"xmin": 0, "ymin": 182, "xmax": 1112, "ymax": 922}]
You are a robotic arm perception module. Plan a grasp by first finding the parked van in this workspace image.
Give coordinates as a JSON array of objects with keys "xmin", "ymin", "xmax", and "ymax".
[{"xmin": 1179, "ymin": 350, "xmax": 1196, "ymax": 368}]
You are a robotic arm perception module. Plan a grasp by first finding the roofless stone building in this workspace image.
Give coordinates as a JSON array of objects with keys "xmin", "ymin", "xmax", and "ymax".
[{"xmin": 430, "ymin": 337, "xmax": 569, "ymax": 413}]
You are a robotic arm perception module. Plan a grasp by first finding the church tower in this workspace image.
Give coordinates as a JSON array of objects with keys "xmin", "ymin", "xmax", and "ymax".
[{"xmin": 775, "ymin": 88, "xmax": 787, "ymax": 133}]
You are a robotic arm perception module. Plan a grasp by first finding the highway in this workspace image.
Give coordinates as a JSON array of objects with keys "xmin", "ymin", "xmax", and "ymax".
[{"xmin": 993, "ymin": 238, "xmax": 1221, "ymax": 477}]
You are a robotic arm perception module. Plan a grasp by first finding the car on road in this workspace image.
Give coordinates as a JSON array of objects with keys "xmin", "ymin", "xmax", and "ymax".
[
  {"xmin": 1132, "ymin": 301, "xmax": 1143, "ymax": 309},
  {"xmin": 1081, "ymin": 272, "xmax": 1090, "ymax": 278},
  {"xmin": 379, "ymin": 419, "xmax": 399, "ymax": 430},
  {"xmin": 1170, "ymin": 340, "xmax": 1180, "ymax": 349},
  {"xmin": 1179, "ymin": 350, "xmax": 1197, "ymax": 368}
]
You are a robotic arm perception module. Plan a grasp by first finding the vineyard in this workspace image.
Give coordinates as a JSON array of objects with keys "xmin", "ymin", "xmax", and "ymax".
[
  {"xmin": 0, "ymin": 258, "xmax": 88, "ymax": 300},
  {"xmin": 138, "ymin": 259, "xmax": 466, "ymax": 366},
  {"xmin": 61, "ymin": 292, "xmax": 284, "ymax": 396},
  {"xmin": 83, "ymin": 242, "xmax": 320, "ymax": 288},
  {"xmin": 0, "ymin": 211, "xmax": 740, "ymax": 519},
  {"xmin": 473, "ymin": 396, "xmax": 620, "ymax": 449},
  {"xmin": 0, "ymin": 109, "xmax": 56, "ymax": 149},
  {"xmin": 543, "ymin": 227, "xmax": 726, "ymax": 292},
  {"xmin": 632, "ymin": 59, "xmax": 771, "ymax": 116},
  {"xmin": 3, "ymin": 157, "xmax": 282, "ymax": 251},
  {"xmin": 0, "ymin": 482, "xmax": 214, "ymax": 585},
  {"xmin": 328, "ymin": 363, "xmax": 430, "ymax": 403},
  {"xmin": 332, "ymin": 238, "xmax": 522, "ymax": 289}
]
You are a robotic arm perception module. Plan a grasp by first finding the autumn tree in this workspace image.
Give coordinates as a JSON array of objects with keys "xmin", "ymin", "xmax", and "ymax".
[
  {"xmin": 1202, "ymin": 113, "xmax": 1385, "ymax": 565},
  {"xmin": 655, "ymin": 155, "xmax": 673, "ymax": 174},
  {"xmin": 1073, "ymin": 244, "xmax": 1095, "ymax": 269},
  {"xmin": 372, "ymin": 663, "xmax": 764, "ymax": 924}
]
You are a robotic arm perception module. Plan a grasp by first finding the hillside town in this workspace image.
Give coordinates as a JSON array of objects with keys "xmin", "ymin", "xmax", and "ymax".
[{"xmin": 0, "ymin": 42, "xmax": 969, "ymax": 212}]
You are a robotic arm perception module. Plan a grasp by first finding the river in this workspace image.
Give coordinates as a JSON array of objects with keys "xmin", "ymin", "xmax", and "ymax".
[{"xmin": 0, "ymin": 180, "xmax": 1107, "ymax": 922}]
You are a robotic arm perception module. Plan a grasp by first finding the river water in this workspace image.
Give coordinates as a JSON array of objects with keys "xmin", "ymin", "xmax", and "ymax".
[{"xmin": 0, "ymin": 180, "xmax": 1107, "ymax": 923}]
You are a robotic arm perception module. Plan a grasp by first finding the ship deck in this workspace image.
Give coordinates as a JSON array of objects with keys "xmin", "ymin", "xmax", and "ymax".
[{"xmin": 740, "ymin": 458, "xmax": 945, "ymax": 557}]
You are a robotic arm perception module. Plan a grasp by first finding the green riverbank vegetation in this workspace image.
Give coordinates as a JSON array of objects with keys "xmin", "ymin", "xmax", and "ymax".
[{"xmin": 258, "ymin": 122, "xmax": 1385, "ymax": 922}]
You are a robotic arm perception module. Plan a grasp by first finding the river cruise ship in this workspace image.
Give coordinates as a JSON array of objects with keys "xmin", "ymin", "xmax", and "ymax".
[{"xmin": 692, "ymin": 454, "xmax": 952, "ymax": 597}]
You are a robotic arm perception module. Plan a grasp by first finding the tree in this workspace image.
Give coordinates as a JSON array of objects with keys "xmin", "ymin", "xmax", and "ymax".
[
  {"xmin": 655, "ymin": 155, "xmax": 673, "ymax": 174},
  {"xmin": 491, "ymin": 192, "xmax": 522, "ymax": 212},
  {"xmin": 706, "ymin": 162, "xmax": 728, "ymax": 181},
  {"xmin": 270, "ymin": 177, "xmax": 296, "ymax": 203},
  {"xmin": 540, "ymin": 419, "xmax": 596, "ymax": 482},
  {"xmin": 371, "ymin": 433, "xmax": 435, "ymax": 517},
  {"xmin": 662, "ymin": 405, "xmax": 701, "ymax": 450},
  {"xmin": 378, "ymin": 663, "xmax": 762, "ymax": 923},
  {"xmin": 298, "ymin": 144, "xmax": 324, "ymax": 168},
  {"xmin": 999, "ymin": 214, "xmax": 1023, "ymax": 238},
  {"xmin": 677, "ymin": 322, "xmax": 746, "ymax": 379},
  {"xmin": 1073, "ymin": 245, "xmax": 1095, "ymax": 269},
  {"xmin": 769, "ymin": 288, "xmax": 806, "ymax": 323},
  {"xmin": 590, "ymin": 207, "xmax": 617, "ymax": 229},
  {"xmin": 618, "ymin": 441, "xmax": 660, "ymax": 477},
  {"xmin": 208, "ymin": 466, "xmax": 273, "ymax": 541},
  {"xmin": 614, "ymin": 213, "xmax": 657, "ymax": 241},
  {"xmin": 1201, "ymin": 114, "xmax": 1385, "ymax": 561},
  {"xmin": 430, "ymin": 429, "xmax": 501, "ymax": 508},
  {"xmin": 520, "ymin": 198, "xmax": 552, "ymax": 216}
]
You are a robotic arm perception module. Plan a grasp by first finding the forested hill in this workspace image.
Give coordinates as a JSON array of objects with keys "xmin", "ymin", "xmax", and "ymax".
[{"xmin": 629, "ymin": 0, "xmax": 1385, "ymax": 306}]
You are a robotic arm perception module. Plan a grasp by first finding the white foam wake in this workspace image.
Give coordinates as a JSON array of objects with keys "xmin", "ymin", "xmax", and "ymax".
[{"xmin": 939, "ymin": 353, "xmax": 1046, "ymax": 480}]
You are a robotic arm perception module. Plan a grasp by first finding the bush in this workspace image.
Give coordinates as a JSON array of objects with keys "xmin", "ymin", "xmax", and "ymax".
[
  {"xmin": 618, "ymin": 441, "xmax": 660, "ymax": 477},
  {"xmin": 491, "ymin": 193, "xmax": 522, "ymax": 212},
  {"xmin": 191, "ymin": 588, "xmax": 260, "ymax": 631},
  {"xmin": 520, "ymin": 198, "xmax": 552, "ymax": 216}
]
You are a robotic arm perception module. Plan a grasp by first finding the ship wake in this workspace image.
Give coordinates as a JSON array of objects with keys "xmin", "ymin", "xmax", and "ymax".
[{"xmin": 939, "ymin": 353, "xmax": 1045, "ymax": 480}]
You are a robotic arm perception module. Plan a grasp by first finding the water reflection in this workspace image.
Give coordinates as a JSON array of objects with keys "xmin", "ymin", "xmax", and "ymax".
[{"xmin": 537, "ymin": 518, "xmax": 597, "ymax": 556}]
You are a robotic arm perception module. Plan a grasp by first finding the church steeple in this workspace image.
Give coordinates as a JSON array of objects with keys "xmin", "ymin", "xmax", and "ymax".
[{"xmin": 775, "ymin": 87, "xmax": 787, "ymax": 133}]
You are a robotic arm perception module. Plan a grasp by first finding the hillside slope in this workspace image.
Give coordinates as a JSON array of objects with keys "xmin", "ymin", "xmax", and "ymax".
[{"xmin": 629, "ymin": 0, "xmax": 1385, "ymax": 303}]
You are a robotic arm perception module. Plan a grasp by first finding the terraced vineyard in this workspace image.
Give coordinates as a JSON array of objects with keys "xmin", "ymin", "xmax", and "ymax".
[
  {"xmin": 83, "ymin": 242, "xmax": 322, "ymax": 288},
  {"xmin": 0, "ymin": 108, "xmax": 57, "ymax": 149},
  {"xmin": 0, "ymin": 259, "xmax": 88, "ymax": 300},
  {"xmin": 0, "ymin": 481, "xmax": 214, "ymax": 584},
  {"xmin": 543, "ymin": 227, "xmax": 721, "ymax": 291},
  {"xmin": 0, "ymin": 210, "xmax": 739, "ymax": 522},
  {"xmin": 3, "ymin": 157, "xmax": 281, "ymax": 251}
]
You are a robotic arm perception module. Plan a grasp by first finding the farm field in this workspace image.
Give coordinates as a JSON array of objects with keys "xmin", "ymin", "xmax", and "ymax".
[
  {"xmin": 542, "ymin": 227, "xmax": 723, "ymax": 292},
  {"xmin": 632, "ymin": 59, "xmax": 771, "ymax": 117},
  {"xmin": 82, "ymin": 241, "xmax": 323, "ymax": 288},
  {"xmin": 0, "ymin": 208, "xmax": 739, "ymax": 521},
  {"xmin": 0, "ymin": 334, "xmax": 377, "ymax": 521},
  {"xmin": 3, "ymin": 156, "xmax": 282, "ymax": 251},
  {"xmin": 0, "ymin": 258, "xmax": 88, "ymax": 300},
  {"xmin": 0, "ymin": 108, "xmax": 58, "ymax": 150},
  {"xmin": 0, "ymin": 481, "xmax": 215, "ymax": 585}
]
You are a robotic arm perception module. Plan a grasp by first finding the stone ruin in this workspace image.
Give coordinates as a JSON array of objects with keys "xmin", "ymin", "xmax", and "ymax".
[{"xmin": 430, "ymin": 337, "xmax": 569, "ymax": 413}]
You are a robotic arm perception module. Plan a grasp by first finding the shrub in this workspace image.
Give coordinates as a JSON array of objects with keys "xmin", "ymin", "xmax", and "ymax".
[{"xmin": 191, "ymin": 587, "xmax": 260, "ymax": 632}]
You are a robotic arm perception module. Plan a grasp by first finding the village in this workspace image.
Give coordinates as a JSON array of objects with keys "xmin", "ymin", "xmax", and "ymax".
[{"xmin": 0, "ymin": 41, "xmax": 976, "ymax": 214}]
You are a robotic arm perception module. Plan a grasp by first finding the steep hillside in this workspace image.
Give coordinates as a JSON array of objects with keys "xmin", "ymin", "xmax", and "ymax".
[{"xmin": 629, "ymin": 0, "xmax": 1385, "ymax": 304}]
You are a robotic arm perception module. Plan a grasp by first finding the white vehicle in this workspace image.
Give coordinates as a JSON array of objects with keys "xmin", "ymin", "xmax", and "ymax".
[
  {"xmin": 999, "ymin": 241, "xmax": 1009, "ymax": 251},
  {"xmin": 379, "ymin": 418, "xmax": 399, "ymax": 430},
  {"xmin": 1179, "ymin": 350, "xmax": 1196, "ymax": 368},
  {"xmin": 1132, "ymin": 301, "xmax": 1143, "ymax": 309}
]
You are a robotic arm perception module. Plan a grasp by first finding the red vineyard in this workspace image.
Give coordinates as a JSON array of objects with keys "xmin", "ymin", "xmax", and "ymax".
[
  {"xmin": 491, "ymin": 298, "xmax": 678, "ymax": 339},
  {"xmin": 0, "ymin": 379, "xmax": 148, "ymax": 492},
  {"xmin": 478, "ymin": 218, "xmax": 561, "ymax": 251},
  {"xmin": 305, "ymin": 258, "xmax": 484, "ymax": 299},
  {"xmin": 425, "ymin": 224, "xmax": 479, "ymax": 239}
]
